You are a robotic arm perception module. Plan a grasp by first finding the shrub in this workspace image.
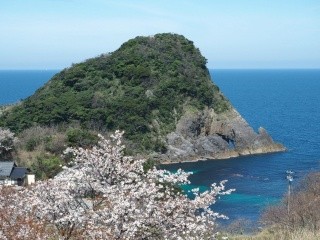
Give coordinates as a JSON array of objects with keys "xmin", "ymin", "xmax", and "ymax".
[
  {"xmin": 261, "ymin": 172, "xmax": 320, "ymax": 232},
  {"xmin": 25, "ymin": 138, "xmax": 39, "ymax": 151},
  {"xmin": 31, "ymin": 155, "xmax": 63, "ymax": 179},
  {"xmin": 66, "ymin": 128, "xmax": 99, "ymax": 147}
]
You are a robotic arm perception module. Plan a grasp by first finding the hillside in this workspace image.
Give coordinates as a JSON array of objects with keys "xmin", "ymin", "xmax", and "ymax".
[{"xmin": 0, "ymin": 33, "xmax": 284, "ymax": 162}]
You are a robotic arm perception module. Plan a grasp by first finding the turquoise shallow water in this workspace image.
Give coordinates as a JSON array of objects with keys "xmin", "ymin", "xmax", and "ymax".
[
  {"xmin": 163, "ymin": 69, "xmax": 320, "ymax": 224},
  {"xmin": 1, "ymin": 69, "xmax": 320, "ymax": 225}
]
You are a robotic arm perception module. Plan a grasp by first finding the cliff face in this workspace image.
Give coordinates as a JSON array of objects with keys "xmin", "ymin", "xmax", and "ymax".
[
  {"xmin": 0, "ymin": 33, "xmax": 285, "ymax": 162},
  {"xmin": 162, "ymin": 107, "xmax": 285, "ymax": 162}
]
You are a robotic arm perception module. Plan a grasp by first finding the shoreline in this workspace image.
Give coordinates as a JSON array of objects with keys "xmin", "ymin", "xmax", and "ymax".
[{"xmin": 160, "ymin": 144, "xmax": 286, "ymax": 165}]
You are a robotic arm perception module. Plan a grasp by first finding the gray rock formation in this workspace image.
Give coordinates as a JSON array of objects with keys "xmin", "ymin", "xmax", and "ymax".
[{"xmin": 161, "ymin": 107, "xmax": 285, "ymax": 163}]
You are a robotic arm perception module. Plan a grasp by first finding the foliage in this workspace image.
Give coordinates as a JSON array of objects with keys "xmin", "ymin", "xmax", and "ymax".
[
  {"xmin": 0, "ymin": 33, "xmax": 230, "ymax": 154},
  {"xmin": 16, "ymin": 126, "xmax": 58, "ymax": 152},
  {"xmin": 0, "ymin": 131, "xmax": 234, "ymax": 239},
  {"xmin": 142, "ymin": 158, "xmax": 158, "ymax": 172},
  {"xmin": 13, "ymin": 126, "xmax": 71, "ymax": 179},
  {"xmin": 31, "ymin": 155, "xmax": 64, "ymax": 179},
  {"xmin": 66, "ymin": 127, "xmax": 99, "ymax": 148}
]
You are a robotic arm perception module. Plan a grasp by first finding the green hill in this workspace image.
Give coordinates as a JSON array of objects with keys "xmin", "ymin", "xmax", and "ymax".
[{"xmin": 0, "ymin": 33, "xmax": 230, "ymax": 153}]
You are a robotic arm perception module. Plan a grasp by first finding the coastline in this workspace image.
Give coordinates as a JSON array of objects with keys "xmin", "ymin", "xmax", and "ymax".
[{"xmin": 159, "ymin": 143, "xmax": 286, "ymax": 165}]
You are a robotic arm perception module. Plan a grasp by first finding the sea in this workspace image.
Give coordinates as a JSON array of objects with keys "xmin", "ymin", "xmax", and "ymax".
[
  {"xmin": 1, "ymin": 69, "xmax": 320, "ymax": 227},
  {"xmin": 0, "ymin": 70, "xmax": 59, "ymax": 105}
]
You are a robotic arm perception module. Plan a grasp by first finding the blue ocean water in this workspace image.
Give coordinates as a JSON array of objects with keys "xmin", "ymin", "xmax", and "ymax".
[
  {"xmin": 163, "ymin": 69, "xmax": 320, "ymax": 224},
  {"xmin": 1, "ymin": 69, "xmax": 320, "ymax": 225},
  {"xmin": 0, "ymin": 70, "xmax": 58, "ymax": 105}
]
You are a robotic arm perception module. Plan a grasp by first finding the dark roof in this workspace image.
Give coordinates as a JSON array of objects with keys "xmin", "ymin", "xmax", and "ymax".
[
  {"xmin": 0, "ymin": 161, "xmax": 15, "ymax": 178},
  {"xmin": 10, "ymin": 167, "xmax": 28, "ymax": 180}
]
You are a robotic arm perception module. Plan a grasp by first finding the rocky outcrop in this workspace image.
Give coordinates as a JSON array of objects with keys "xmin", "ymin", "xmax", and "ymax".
[{"xmin": 161, "ymin": 107, "xmax": 285, "ymax": 163}]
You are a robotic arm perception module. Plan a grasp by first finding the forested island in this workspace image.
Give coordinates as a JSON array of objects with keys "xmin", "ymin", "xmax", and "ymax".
[{"xmin": 0, "ymin": 33, "xmax": 284, "ymax": 170}]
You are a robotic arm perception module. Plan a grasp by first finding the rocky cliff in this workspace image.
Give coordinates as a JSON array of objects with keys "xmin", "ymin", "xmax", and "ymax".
[{"xmin": 162, "ymin": 107, "xmax": 285, "ymax": 163}]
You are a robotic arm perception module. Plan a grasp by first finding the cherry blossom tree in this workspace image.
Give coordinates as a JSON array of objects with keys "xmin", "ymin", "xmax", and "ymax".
[
  {"xmin": 0, "ymin": 186, "xmax": 57, "ymax": 240},
  {"xmin": 0, "ymin": 127, "xmax": 17, "ymax": 159},
  {"xmin": 0, "ymin": 131, "xmax": 234, "ymax": 239}
]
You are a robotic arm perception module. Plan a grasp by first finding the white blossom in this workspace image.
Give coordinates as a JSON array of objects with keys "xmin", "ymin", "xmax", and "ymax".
[
  {"xmin": 0, "ymin": 127, "xmax": 17, "ymax": 158},
  {"xmin": 0, "ymin": 130, "xmax": 234, "ymax": 239}
]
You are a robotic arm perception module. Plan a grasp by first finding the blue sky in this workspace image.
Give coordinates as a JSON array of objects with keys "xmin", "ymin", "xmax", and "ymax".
[{"xmin": 1, "ymin": 0, "xmax": 319, "ymax": 69}]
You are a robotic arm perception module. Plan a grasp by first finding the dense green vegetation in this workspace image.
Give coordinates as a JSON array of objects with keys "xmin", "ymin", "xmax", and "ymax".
[{"xmin": 0, "ymin": 33, "xmax": 229, "ymax": 153}]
